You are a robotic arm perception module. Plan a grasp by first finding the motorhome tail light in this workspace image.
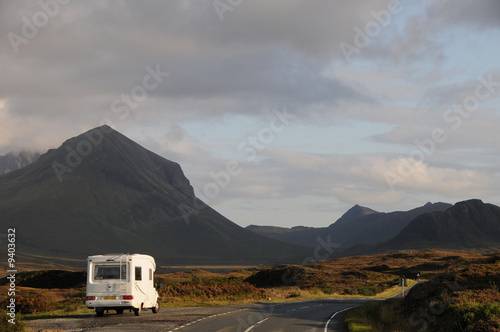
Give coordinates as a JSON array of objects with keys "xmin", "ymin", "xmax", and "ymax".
[
  {"xmin": 86, "ymin": 296, "xmax": 96, "ymax": 300},
  {"xmin": 123, "ymin": 295, "xmax": 134, "ymax": 300}
]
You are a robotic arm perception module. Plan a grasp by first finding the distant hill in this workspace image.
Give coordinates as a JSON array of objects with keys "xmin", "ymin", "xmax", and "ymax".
[
  {"xmin": 333, "ymin": 204, "xmax": 378, "ymax": 226},
  {"xmin": 376, "ymin": 199, "xmax": 500, "ymax": 252},
  {"xmin": 246, "ymin": 225, "xmax": 326, "ymax": 248},
  {"xmin": 0, "ymin": 151, "xmax": 40, "ymax": 174},
  {"xmin": 247, "ymin": 202, "xmax": 452, "ymax": 249},
  {"xmin": 327, "ymin": 202, "xmax": 453, "ymax": 249},
  {"xmin": 246, "ymin": 204, "xmax": 379, "ymax": 248},
  {"xmin": 0, "ymin": 126, "xmax": 308, "ymax": 268}
]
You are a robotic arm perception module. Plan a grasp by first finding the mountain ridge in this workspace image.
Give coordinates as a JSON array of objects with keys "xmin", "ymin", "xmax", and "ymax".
[
  {"xmin": 246, "ymin": 202, "xmax": 453, "ymax": 249},
  {"xmin": 0, "ymin": 126, "xmax": 309, "ymax": 267},
  {"xmin": 330, "ymin": 201, "xmax": 453, "ymax": 248},
  {"xmin": 331, "ymin": 204, "xmax": 378, "ymax": 226},
  {"xmin": 377, "ymin": 199, "xmax": 500, "ymax": 251},
  {"xmin": 0, "ymin": 150, "xmax": 40, "ymax": 174}
]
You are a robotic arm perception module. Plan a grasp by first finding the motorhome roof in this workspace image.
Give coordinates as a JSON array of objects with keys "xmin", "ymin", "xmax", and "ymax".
[
  {"xmin": 88, "ymin": 254, "xmax": 149, "ymax": 258},
  {"xmin": 87, "ymin": 254, "xmax": 156, "ymax": 269}
]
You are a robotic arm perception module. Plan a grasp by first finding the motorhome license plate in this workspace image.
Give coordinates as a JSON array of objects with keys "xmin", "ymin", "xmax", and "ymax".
[{"xmin": 103, "ymin": 296, "xmax": 116, "ymax": 300}]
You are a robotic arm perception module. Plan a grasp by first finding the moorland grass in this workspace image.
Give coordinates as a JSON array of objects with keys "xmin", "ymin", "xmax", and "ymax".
[
  {"xmin": 346, "ymin": 253, "xmax": 500, "ymax": 331},
  {"xmin": 2, "ymin": 250, "xmax": 493, "ymax": 328}
]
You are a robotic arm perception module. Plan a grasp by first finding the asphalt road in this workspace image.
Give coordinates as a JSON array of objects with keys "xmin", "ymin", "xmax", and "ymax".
[
  {"xmin": 27, "ymin": 283, "xmax": 414, "ymax": 331},
  {"xmin": 27, "ymin": 298, "xmax": 370, "ymax": 332},
  {"xmin": 171, "ymin": 298, "xmax": 369, "ymax": 332}
]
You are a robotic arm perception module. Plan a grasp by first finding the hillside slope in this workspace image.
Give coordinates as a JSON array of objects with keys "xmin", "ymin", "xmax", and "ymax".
[
  {"xmin": 247, "ymin": 202, "xmax": 451, "ymax": 249},
  {"xmin": 0, "ymin": 151, "xmax": 40, "ymax": 174},
  {"xmin": 246, "ymin": 204, "xmax": 378, "ymax": 248},
  {"xmin": 0, "ymin": 126, "xmax": 308, "ymax": 267},
  {"xmin": 328, "ymin": 202, "xmax": 453, "ymax": 249},
  {"xmin": 377, "ymin": 199, "xmax": 500, "ymax": 252}
]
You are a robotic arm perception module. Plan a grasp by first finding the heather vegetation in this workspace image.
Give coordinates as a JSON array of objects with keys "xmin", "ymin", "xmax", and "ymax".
[
  {"xmin": 0, "ymin": 250, "xmax": 497, "ymax": 332},
  {"xmin": 155, "ymin": 272, "xmax": 268, "ymax": 306},
  {"xmin": 346, "ymin": 253, "xmax": 500, "ymax": 331}
]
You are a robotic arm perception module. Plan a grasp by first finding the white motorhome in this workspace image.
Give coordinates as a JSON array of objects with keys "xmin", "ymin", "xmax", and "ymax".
[{"xmin": 85, "ymin": 253, "xmax": 160, "ymax": 316}]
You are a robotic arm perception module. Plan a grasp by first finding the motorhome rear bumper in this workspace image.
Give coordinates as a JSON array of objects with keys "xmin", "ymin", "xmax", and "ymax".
[{"xmin": 85, "ymin": 300, "xmax": 138, "ymax": 310}]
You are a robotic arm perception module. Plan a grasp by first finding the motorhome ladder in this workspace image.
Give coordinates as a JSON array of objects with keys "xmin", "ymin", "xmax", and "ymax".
[{"xmin": 119, "ymin": 255, "xmax": 127, "ymax": 292}]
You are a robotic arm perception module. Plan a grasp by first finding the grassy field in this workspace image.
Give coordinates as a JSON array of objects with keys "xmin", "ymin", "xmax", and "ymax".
[{"xmin": 1, "ymin": 250, "xmax": 497, "ymax": 331}]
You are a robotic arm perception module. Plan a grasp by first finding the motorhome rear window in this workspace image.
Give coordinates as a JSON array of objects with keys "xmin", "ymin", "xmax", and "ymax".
[{"xmin": 94, "ymin": 264, "xmax": 127, "ymax": 280}]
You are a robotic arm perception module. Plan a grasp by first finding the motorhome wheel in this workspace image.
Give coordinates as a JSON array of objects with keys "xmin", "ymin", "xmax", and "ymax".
[
  {"xmin": 133, "ymin": 305, "xmax": 141, "ymax": 316},
  {"xmin": 152, "ymin": 300, "xmax": 160, "ymax": 313},
  {"xmin": 95, "ymin": 308, "xmax": 104, "ymax": 317}
]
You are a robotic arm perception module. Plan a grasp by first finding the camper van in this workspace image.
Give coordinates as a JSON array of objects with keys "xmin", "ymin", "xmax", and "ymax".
[{"xmin": 85, "ymin": 253, "xmax": 160, "ymax": 316}]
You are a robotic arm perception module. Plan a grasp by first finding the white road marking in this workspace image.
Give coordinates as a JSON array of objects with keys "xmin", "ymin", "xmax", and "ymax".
[
  {"xmin": 243, "ymin": 317, "xmax": 269, "ymax": 332},
  {"xmin": 167, "ymin": 308, "xmax": 249, "ymax": 332},
  {"xmin": 324, "ymin": 306, "xmax": 354, "ymax": 332}
]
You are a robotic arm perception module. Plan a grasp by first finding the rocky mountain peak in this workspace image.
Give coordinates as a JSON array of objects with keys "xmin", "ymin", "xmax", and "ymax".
[
  {"xmin": 0, "ymin": 126, "xmax": 308, "ymax": 266},
  {"xmin": 332, "ymin": 204, "xmax": 379, "ymax": 226},
  {"xmin": 0, "ymin": 150, "xmax": 41, "ymax": 174}
]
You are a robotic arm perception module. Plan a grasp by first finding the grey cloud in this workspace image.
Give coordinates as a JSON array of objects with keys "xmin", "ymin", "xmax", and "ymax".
[
  {"xmin": 1, "ymin": 0, "xmax": 499, "ymax": 163},
  {"xmin": 163, "ymin": 49, "xmax": 369, "ymax": 107},
  {"xmin": 367, "ymin": 0, "xmax": 500, "ymax": 68},
  {"xmin": 356, "ymin": 14, "xmax": 446, "ymax": 75},
  {"xmin": 421, "ymin": 71, "xmax": 500, "ymax": 109},
  {"xmin": 349, "ymin": 1, "xmax": 498, "ymax": 81},
  {"xmin": 426, "ymin": 0, "xmax": 500, "ymax": 29},
  {"xmin": 1, "ymin": 0, "xmax": 386, "ymax": 147}
]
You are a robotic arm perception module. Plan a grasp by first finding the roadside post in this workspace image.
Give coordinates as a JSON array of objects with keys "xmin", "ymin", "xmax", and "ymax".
[{"xmin": 399, "ymin": 277, "xmax": 408, "ymax": 297}]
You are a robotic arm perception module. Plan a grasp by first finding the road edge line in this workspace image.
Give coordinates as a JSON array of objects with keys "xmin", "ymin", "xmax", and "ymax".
[{"xmin": 324, "ymin": 306, "xmax": 355, "ymax": 332}]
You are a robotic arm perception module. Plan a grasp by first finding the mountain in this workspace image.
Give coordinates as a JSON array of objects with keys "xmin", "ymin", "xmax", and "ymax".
[
  {"xmin": 246, "ymin": 205, "xmax": 378, "ymax": 247},
  {"xmin": 376, "ymin": 199, "xmax": 500, "ymax": 252},
  {"xmin": 0, "ymin": 126, "xmax": 308, "ymax": 267},
  {"xmin": 327, "ymin": 202, "xmax": 453, "ymax": 249},
  {"xmin": 333, "ymin": 204, "xmax": 378, "ymax": 226},
  {"xmin": 246, "ymin": 225, "xmax": 326, "ymax": 248},
  {"xmin": 0, "ymin": 151, "xmax": 40, "ymax": 174},
  {"xmin": 247, "ymin": 202, "xmax": 452, "ymax": 249}
]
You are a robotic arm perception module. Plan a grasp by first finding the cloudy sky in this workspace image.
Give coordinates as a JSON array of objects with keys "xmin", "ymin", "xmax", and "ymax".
[{"xmin": 1, "ymin": 0, "xmax": 500, "ymax": 228}]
